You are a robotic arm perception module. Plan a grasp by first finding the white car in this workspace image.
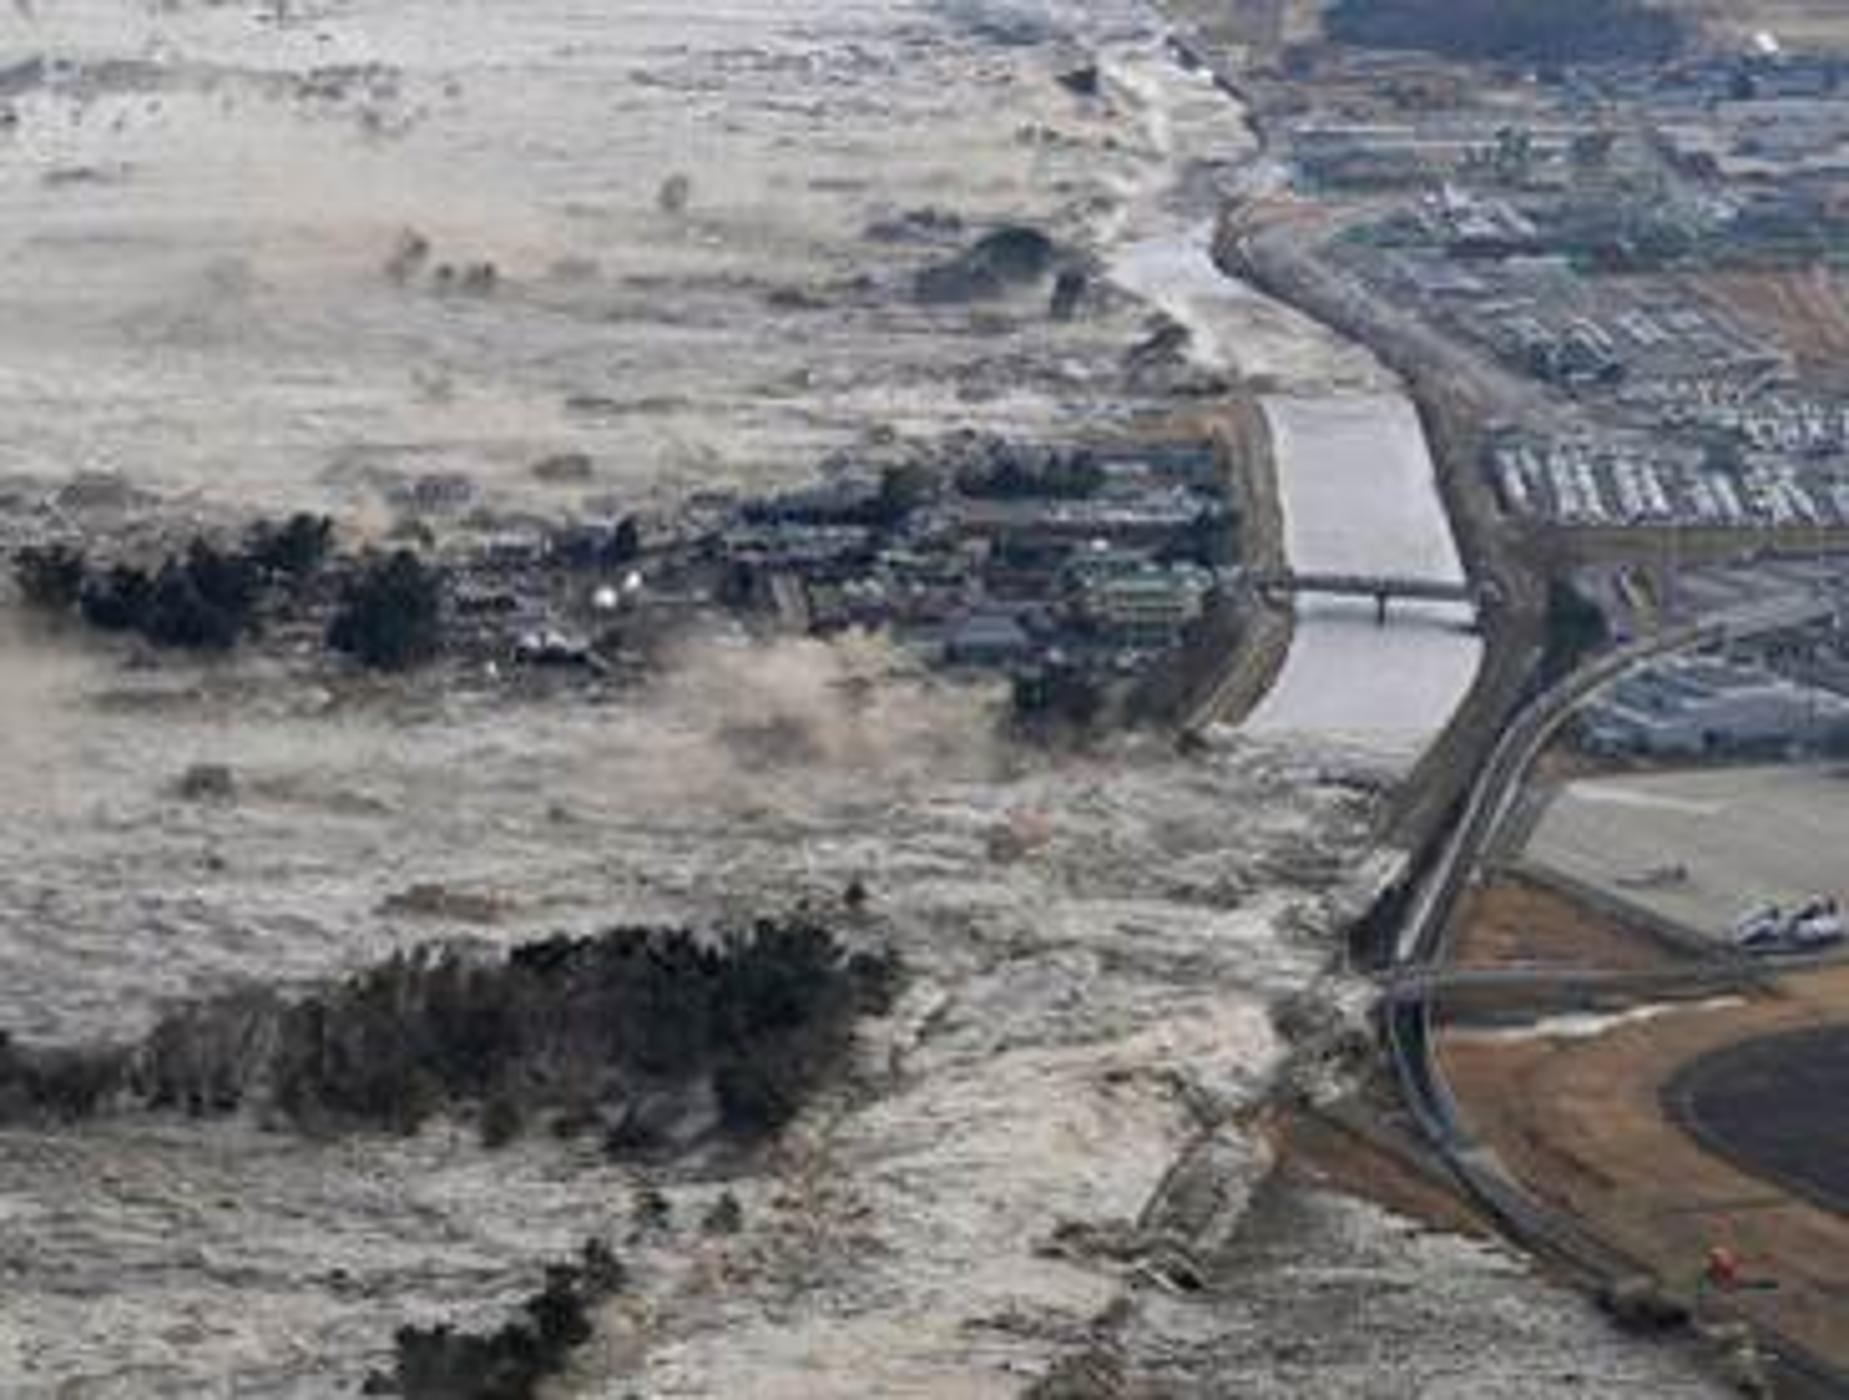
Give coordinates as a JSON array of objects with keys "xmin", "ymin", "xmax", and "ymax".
[
  {"xmin": 1731, "ymin": 905, "xmax": 1783, "ymax": 947},
  {"xmin": 1789, "ymin": 899, "xmax": 1844, "ymax": 949}
]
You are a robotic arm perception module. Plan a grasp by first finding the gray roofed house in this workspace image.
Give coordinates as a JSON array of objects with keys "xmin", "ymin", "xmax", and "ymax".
[{"xmin": 943, "ymin": 611, "xmax": 1034, "ymax": 666}]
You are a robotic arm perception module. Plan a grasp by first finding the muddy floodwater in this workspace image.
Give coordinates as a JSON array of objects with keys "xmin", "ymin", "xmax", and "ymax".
[
  {"xmin": 0, "ymin": 0, "xmax": 1177, "ymax": 516},
  {"xmin": 0, "ymin": 0, "xmax": 1717, "ymax": 1395}
]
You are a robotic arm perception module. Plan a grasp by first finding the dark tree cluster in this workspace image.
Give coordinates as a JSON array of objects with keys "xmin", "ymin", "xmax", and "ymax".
[
  {"xmin": 0, "ymin": 1031, "xmax": 127, "ymax": 1123},
  {"xmin": 5, "ymin": 918, "xmax": 897, "ymax": 1152},
  {"xmin": 1325, "ymin": 0, "xmax": 1684, "ymax": 65},
  {"xmin": 326, "ymin": 549, "xmax": 445, "ymax": 671},
  {"xmin": 1010, "ymin": 662, "xmax": 1106, "ymax": 740},
  {"xmin": 364, "ymin": 1239, "xmax": 626, "ymax": 1400},
  {"xmin": 914, "ymin": 225, "xmax": 1057, "ymax": 304},
  {"xmin": 1540, "ymin": 577, "xmax": 1610, "ymax": 683},
  {"xmin": 10, "ymin": 513, "xmax": 334, "ymax": 652},
  {"xmin": 11, "ymin": 543, "xmax": 86, "ymax": 610},
  {"xmin": 1156, "ymin": 505, "xmax": 1234, "ymax": 569},
  {"xmin": 873, "ymin": 461, "xmax": 938, "ymax": 528},
  {"xmin": 246, "ymin": 512, "xmax": 334, "ymax": 580},
  {"xmin": 138, "ymin": 541, "xmax": 262, "ymax": 649},
  {"xmin": 292, "ymin": 918, "xmax": 894, "ymax": 1141}
]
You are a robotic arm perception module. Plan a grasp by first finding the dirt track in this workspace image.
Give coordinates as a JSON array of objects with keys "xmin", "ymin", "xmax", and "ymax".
[
  {"xmin": 1698, "ymin": 269, "xmax": 1849, "ymax": 394},
  {"xmin": 1671, "ymin": 1, "xmax": 1849, "ymax": 50},
  {"xmin": 1442, "ymin": 963, "xmax": 1849, "ymax": 1370}
]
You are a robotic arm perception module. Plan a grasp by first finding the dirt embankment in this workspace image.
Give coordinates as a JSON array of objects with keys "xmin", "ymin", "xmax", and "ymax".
[
  {"xmin": 1451, "ymin": 875, "xmax": 1694, "ymax": 973},
  {"xmin": 1386, "ymin": 380, "xmax": 1546, "ymax": 848},
  {"xmin": 1685, "ymin": 268, "xmax": 1849, "ymax": 394}
]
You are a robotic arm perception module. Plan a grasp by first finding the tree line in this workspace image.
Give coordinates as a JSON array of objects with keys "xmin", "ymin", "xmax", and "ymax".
[
  {"xmin": 364, "ymin": 1238, "xmax": 628, "ymax": 1400},
  {"xmin": 12, "ymin": 519, "xmax": 446, "ymax": 670},
  {"xmin": 0, "ymin": 918, "xmax": 898, "ymax": 1152}
]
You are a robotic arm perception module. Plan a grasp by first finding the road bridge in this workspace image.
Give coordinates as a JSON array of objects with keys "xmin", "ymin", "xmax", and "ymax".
[{"xmin": 1242, "ymin": 569, "xmax": 1476, "ymax": 624}]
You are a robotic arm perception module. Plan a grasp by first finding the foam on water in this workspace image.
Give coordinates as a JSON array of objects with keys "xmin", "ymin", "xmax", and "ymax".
[{"xmin": 0, "ymin": 0, "xmax": 1178, "ymax": 513}]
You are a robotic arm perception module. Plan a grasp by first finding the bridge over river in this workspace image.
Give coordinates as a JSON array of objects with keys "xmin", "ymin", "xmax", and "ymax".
[
  {"xmin": 1243, "ymin": 568, "xmax": 1479, "ymax": 624},
  {"xmin": 1240, "ymin": 394, "xmax": 1484, "ymax": 759}
]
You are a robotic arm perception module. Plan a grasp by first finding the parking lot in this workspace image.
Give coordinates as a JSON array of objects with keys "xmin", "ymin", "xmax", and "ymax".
[
  {"xmin": 1489, "ymin": 430, "xmax": 1849, "ymax": 529},
  {"xmin": 1523, "ymin": 763, "xmax": 1849, "ymax": 943}
]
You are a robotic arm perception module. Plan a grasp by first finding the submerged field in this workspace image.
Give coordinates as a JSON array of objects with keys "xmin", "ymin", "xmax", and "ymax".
[
  {"xmin": 0, "ymin": 0, "xmax": 1200, "ymax": 518},
  {"xmin": 0, "ymin": 0, "xmax": 1739, "ymax": 1394}
]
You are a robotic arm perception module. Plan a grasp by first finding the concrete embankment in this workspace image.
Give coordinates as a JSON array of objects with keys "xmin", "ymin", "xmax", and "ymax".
[
  {"xmin": 1100, "ymin": 34, "xmax": 1489, "ymax": 786},
  {"xmin": 1108, "ymin": 225, "xmax": 1483, "ymax": 774}
]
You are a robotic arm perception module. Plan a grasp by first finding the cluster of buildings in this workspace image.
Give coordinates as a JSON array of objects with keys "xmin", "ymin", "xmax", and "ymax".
[
  {"xmin": 1291, "ymin": 119, "xmax": 1608, "ymax": 192},
  {"xmin": 1647, "ymin": 77, "xmax": 1849, "ymax": 259},
  {"xmin": 709, "ymin": 436, "xmax": 1235, "ymax": 677},
  {"xmin": 1340, "ymin": 229, "xmax": 1790, "ymax": 394},
  {"xmin": 1321, "ymin": 166, "xmax": 1849, "ymax": 535},
  {"xmin": 1280, "ymin": 46, "xmax": 1849, "ymax": 544},
  {"xmin": 429, "ymin": 514, "xmax": 663, "ymax": 674},
  {"xmin": 1392, "ymin": 184, "xmax": 1540, "ymax": 256},
  {"xmin": 1579, "ymin": 653, "xmax": 1849, "ymax": 758},
  {"xmin": 1649, "ymin": 387, "xmax": 1849, "ymax": 456},
  {"xmin": 1574, "ymin": 555, "xmax": 1849, "ymax": 757},
  {"xmin": 1278, "ymin": 41, "xmax": 1849, "ymax": 253},
  {"xmin": 365, "ymin": 436, "xmax": 1234, "ymax": 687},
  {"xmin": 1653, "ymin": 69, "xmax": 1849, "ymax": 182},
  {"xmin": 1657, "ymin": 98, "xmax": 1849, "ymax": 186}
]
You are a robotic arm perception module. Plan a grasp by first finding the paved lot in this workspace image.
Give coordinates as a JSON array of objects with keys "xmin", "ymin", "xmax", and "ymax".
[{"xmin": 1523, "ymin": 763, "xmax": 1849, "ymax": 942}]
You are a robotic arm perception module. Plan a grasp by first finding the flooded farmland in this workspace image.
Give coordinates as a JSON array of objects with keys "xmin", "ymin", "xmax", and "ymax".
[{"xmin": 0, "ymin": 0, "xmax": 1722, "ymax": 1395}]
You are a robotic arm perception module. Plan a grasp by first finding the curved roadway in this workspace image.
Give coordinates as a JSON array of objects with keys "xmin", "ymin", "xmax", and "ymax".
[{"xmin": 1383, "ymin": 591, "xmax": 1847, "ymax": 1394}]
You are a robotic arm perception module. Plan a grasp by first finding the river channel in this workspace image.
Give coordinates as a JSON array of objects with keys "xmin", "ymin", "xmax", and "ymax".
[
  {"xmin": 1108, "ymin": 227, "xmax": 1481, "ymax": 764},
  {"xmin": 1244, "ymin": 392, "xmax": 1483, "ymax": 764}
]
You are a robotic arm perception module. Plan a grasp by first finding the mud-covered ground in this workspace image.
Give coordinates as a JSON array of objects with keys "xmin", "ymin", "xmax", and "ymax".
[{"xmin": 0, "ymin": 0, "xmax": 1727, "ymax": 1395}]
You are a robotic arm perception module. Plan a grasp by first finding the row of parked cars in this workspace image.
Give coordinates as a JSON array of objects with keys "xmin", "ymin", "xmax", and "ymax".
[{"xmin": 1731, "ymin": 896, "xmax": 1845, "ymax": 953}]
